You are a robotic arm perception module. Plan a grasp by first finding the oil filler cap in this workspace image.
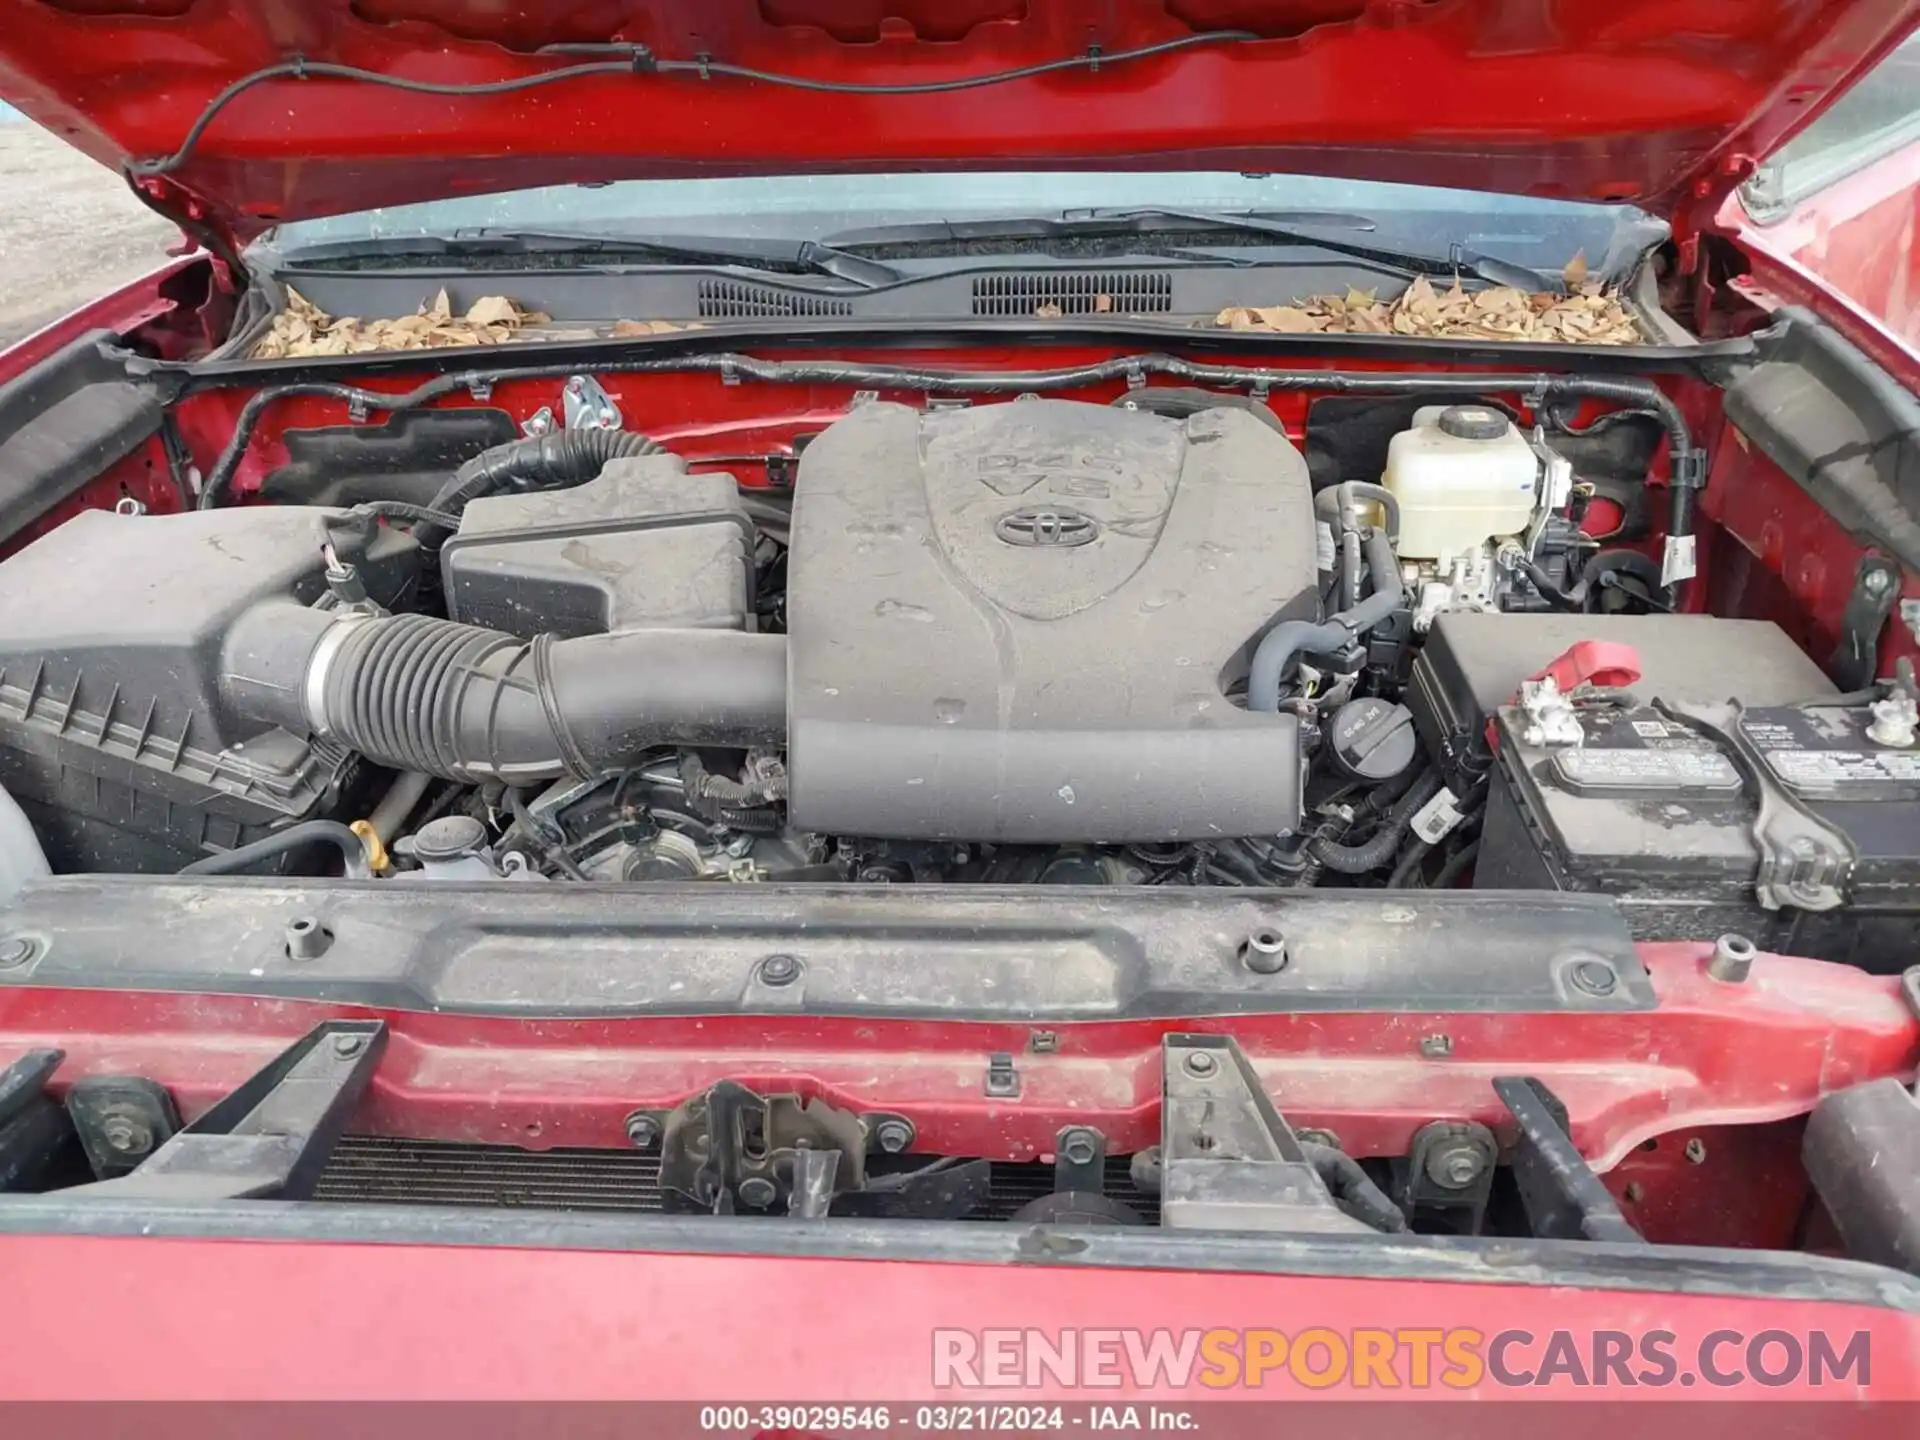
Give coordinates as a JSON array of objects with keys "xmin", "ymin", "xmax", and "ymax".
[
  {"xmin": 1437, "ymin": 405, "xmax": 1510, "ymax": 441},
  {"xmin": 1328, "ymin": 698, "xmax": 1419, "ymax": 782}
]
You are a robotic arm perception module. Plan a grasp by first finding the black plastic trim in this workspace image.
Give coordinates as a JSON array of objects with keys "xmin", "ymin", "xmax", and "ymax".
[
  {"xmin": 0, "ymin": 331, "xmax": 165, "ymax": 536},
  {"xmin": 1725, "ymin": 306, "xmax": 1920, "ymax": 570},
  {"xmin": 0, "ymin": 1195, "xmax": 1913, "ymax": 1310},
  {"xmin": 0, "ymin": 879, "xmax": 1654, "ymax": 1019},
  {"xmin": 133, "ymin": 313, "xmax": 1757, "ymax": 396}
]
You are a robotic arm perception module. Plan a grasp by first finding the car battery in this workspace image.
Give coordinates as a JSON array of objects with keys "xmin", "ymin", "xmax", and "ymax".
[{"xmin": 1408, "ymin": 613, "xmax": 1920, "ymax": 971}]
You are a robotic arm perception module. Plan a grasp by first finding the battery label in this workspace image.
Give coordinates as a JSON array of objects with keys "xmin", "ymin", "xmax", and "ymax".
[
  {"xmin": 1740, "ymin": 706, "xmax": 1920, "ymax": 799},
  {"xmin": 1552, "ymin": 746, "xmax": 1743, "ymax": 794}
]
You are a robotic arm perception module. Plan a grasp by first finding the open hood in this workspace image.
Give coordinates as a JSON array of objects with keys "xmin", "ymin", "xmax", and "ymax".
[{"xmin": 0, "ymin": 0, "xmax": 1916, "ymax": 252}]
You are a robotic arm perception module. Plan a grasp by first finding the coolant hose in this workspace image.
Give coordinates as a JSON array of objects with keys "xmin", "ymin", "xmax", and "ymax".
[
  {"xmin": 424, "ymin": 428, "xmax": 667, "ymax": 533},
  {"xmin": 1248, "ymin": 528, "xmax": 1404, "ymax": 712},
  {"xmin": 1309, "ymin": 769, "xmax": 1444, "ymax": 875},
  {"xmin": 179, "ymin": 820, "xmax": 373, "ymax": 879},
  {"xmin": 225, "ymin": 608, "xmax": 786, "ymax": 786}
]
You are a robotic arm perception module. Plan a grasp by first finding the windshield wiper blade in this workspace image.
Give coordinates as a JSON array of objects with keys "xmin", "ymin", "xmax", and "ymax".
[
  {"xmin": 438, "ymin": 228, "xmax": 903, "ymax": 287},
  {"xmin": 1083, "ymin": 209, "xmax": 1555, "ymax": 290}
]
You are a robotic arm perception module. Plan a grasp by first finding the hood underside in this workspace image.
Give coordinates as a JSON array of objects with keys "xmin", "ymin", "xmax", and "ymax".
[{"xmin": 0, "ymin": 0, "xmax": 1916, "ymax": 248}]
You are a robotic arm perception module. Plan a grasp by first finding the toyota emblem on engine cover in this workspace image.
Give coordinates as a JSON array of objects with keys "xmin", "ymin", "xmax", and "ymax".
[{"xmin": 995, "ymin": 506, "xmax": 1098, "ymax": 548}]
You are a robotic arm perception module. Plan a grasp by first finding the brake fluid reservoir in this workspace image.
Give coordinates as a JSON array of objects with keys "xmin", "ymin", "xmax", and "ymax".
[{"xmin": 1382, "ymin": 405, "xmax": 1540, "ymax": 561}]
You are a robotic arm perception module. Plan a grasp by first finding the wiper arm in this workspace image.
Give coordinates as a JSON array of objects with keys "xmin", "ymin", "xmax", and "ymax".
[
  {"xmin": 1085, "ymin": 209, "xmax": 1555, "ymax": 290},
  {"xmin": 825, "ymin": 209, "xmax": 1550, "ymax": 290},
  {"xmin": 434, "ymin": 228, "xmax": 902, "ymax": 287}
]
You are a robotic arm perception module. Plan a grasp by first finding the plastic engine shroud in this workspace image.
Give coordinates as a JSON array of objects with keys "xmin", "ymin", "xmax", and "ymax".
[{"xmin": 785, "ymin": 398, "xmax": 1318, "ymax": 842}]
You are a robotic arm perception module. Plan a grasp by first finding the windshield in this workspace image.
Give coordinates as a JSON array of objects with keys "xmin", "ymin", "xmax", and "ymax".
[{"xmin": 268, "ymin": 171, "xmax": 1659, "ymax": 277}]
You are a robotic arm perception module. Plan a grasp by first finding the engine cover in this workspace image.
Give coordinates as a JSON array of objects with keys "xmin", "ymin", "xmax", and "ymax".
[{"xmin": 786, "ymin": 399, "xmax": 1316, "ymax": 841}]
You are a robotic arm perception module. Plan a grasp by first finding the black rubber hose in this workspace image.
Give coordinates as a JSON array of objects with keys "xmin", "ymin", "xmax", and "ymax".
[
  {"xmin": 1313, "ymin": 482, "xmax": 1401, "ymax": 544},
  {"xmin": 1299, "ymin": 1142, "xmax": 1409, "ymax": 1233},
  {"xmin": 423, "ymin": 428, "xmax": 666, "ymax": 534},
  {"xmin": 1515, "ymin": 556, "xmax": 1584, "ymax": 612},
  {"xmin": 1248, "ymin": 528, "xmax": 1404, "ymax": 712},
  {"xmin": 180, "ymin": 820, "xmax": 372, "ymax": 879},
  {"xmin": 233, "ymin": 613, "xmax": 788, "ymax": 787},
  {"xmin": 1386, "ymin": 836, "xmax": 1433, "ymax": 888},
  {"xmin": 1309, "ymin": 770, "xmax": 1444, "ymax": 875},
  {"xmin": 1431, "ymin": 837, "xmax": 1482, "ymax": 889}
]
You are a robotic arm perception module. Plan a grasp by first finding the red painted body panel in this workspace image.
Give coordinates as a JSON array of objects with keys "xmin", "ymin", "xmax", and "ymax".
[
  {"xmin": 0, "ymin": 0, "xmax": 1917, "ymax": 244},
  {"xmin": 0, "ymin": 943, "xmax": 1912, "ymax": 1249},
  {"xmin": 2, "ymin": 1233, "xmax": 1916, "ymax": 1401}
]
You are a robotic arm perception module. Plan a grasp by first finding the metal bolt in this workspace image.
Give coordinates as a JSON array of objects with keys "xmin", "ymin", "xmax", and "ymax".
[
  {"xmin": 1569, "ymin": 959, "xmax": 1619, "ymax": 997},
  {"xmin": 1425, "ymin": 1139, "xmax": 1486, "ymax": 1191},
  {"xmin": 1684, "ymin": 1137, "xmax": 1708, "ymax": 1165},
  {"xmin": 331, "ymin": 1033, "xmax": 366, "ymax": 1058},
  {"xmin": 624, "ymin": 1112, "xmax": 661, "ymax": 1148},
  {"xmin": 1419, "ymin": 1034, "xmax": 1454, "ymax": 1059},
  {"xmin": 1295, "ymin": 1127, "xmax": 1342, "ymax": 1149},
  {"xmin": 0, "ymin": 937, "xmax": 35, "ymax": 968},
  {"xmin": 1707, "ymin": 933, "xmax": 1757, "ymax": 983},
  {"xmin": 758, "ymin": 953, "xmax": 800, "ymax": 986},
  {"xmin": 873, "ymin": 1117, "xmax": 915, "ymax": 1154},
  {"xmin": 1865, "ymin": 568, "xmax": 1894, "ymax": 596},
  {"xmin": 737, "ymin": 1176, "xmax": 778, "ymax": 1208},
  {"xmin": 99, "ymin": 1114, "xmax": 152, "ymax": 1155},
  {"xmin": 1058, "ymin": 1128, "xmax": 1100, "ymax": 1166},
  {"xmin": 1183, "ymin": 1050, "xmax": 1219, "ymax": 1078},
  {"xmin": 1240, "ymin": 927, "xmax": 1289, "ymax": 975}
]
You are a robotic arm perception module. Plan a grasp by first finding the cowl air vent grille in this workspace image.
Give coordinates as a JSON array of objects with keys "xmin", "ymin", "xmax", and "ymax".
[
  {"xmin": 972, "ymin": 270, "xmax": 1175, "ymax": 317},
  {"xmin": 696, "ymin": 279, "xmax": 855, "ymax": 319},
  {"xmin": 313, "ymin": 1135, "xmax": 1156, "ymax": 1221}
]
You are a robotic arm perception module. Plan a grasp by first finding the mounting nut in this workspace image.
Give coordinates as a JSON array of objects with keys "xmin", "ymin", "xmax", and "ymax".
[
  {"xmin": 1183, "ymin": 1050, "xmax": 1219, "ymax": 1078},
  {"xmin": 873, "ymin": 1117, "xmax": 916, "ymax": 1155},
  {"xmin": 1707, "ymin": 933, "xmax": 1757, "ymax": 983},
  {"xmin": 99, "ymin": 1113, "xmax": 154, "ymax": 1156},
  {"xmin": 624, "ymin": 1112, "xmax": 661, "ymax": 1148},
  {"xmin": 284, "ymin": 916, "xmax": 333, "ymax": 961},
  {"xmin": 1058, "ymin": 1127, "xmax": 1100, "ymax": 1167},
  {"xmin": 1240, "ymin": 926, "xmax": 1289, "ymax": 975}
]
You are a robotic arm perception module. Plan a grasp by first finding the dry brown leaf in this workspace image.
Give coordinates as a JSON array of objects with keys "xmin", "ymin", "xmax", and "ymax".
[
  {"xmin": 252, "ymin": 288, "xmax": 547, "ymax": 358},
  {"xmin": 1094, "ymin": 293, "xmax": 1113, "ymax": 313},
  {"xmin": 463, "ymin": 295, "xmax": 520, "ymax": 327},
  {"xmin": 1033, "ymin": 302, "xmax": 1064, "ymax": 318},
  {"xmin": 1563, "ymin": 251, "xmax": 1589, "ymax": 288},
  {"xmin": 611, "ymin": 319, "xmax": 704, "ymax": 336},
  {"xmin": 1212, "ymin": 274, "xmax": 1643, "ymax": 344}
]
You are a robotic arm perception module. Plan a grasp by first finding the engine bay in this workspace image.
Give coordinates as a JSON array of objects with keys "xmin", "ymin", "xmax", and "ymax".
[
  {"xmin": 0, "ymin": 327, "xmax": 1914, "ymax": 1259},
  {"xmin": 1, "ymin": 350, "xmax": 1918, "ymax": 975}
]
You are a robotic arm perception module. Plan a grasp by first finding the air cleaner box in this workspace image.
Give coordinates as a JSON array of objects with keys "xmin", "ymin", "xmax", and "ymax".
[{"xmin": 1437, "ymin": 615, "xmax": 1920, "ymax": 971}]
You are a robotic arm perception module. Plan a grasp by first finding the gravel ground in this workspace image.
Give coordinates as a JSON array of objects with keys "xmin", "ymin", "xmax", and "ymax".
[{"xmin": 0, "ymin": 123, "xmax": 180, "ymax": 348}]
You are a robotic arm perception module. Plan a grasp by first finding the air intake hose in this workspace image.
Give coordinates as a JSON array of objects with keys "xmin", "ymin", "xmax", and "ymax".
[
  {"xmin": 225, "ymin": 608, "xmax": 785, "ymax": 786},
  {"xmin": 422, "ymin": 429, "xmax": 668, "ymax": 538}
]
